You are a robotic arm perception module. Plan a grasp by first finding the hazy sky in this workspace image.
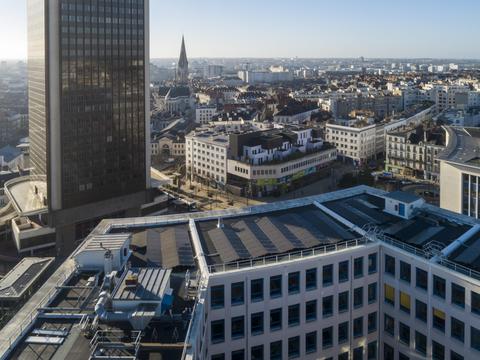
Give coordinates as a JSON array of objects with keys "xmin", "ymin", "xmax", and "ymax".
[{"xmin": 1, "ymin": 0, "xmax": 479, "ymax": 59}]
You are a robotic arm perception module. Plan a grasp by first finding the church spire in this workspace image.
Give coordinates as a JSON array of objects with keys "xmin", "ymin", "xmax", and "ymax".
[{"xmin": 176, "ymin": 35, "xmax": 189, "ymax": 85}]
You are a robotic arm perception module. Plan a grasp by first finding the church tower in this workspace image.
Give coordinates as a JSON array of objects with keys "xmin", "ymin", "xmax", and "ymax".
[{"xmin": 176, "ymin": 36, "xmax": 189, "ymax": 84}]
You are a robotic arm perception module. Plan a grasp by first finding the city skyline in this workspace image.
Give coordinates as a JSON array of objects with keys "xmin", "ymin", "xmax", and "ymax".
[{"xmin": 2, "ymin": 0, "xmax": 480, "ymax": 60}]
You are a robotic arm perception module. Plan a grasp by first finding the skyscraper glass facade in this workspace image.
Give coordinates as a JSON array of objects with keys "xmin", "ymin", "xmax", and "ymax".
[
  {"xmin": 59, "ymin": 0, "xmax": 146, "ymax": 208},
  {"xmin": 27, "ymin": 0, "xmax": 48, "ymax": 178}
]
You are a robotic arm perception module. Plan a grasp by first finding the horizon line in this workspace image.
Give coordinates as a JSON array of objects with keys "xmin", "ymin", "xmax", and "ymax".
[{"xmin": 2, "ymin": 56, "xmax": 480, "ymax": 61}]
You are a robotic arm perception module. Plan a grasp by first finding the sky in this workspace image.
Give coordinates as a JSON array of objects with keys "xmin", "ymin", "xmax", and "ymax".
[{"xmin": 1, "ymin": 0, "xmax": 479, "ymax": 60}]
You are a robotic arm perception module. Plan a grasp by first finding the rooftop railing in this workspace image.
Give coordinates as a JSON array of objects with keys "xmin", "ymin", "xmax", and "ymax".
[
  {"xmin": 374, "ymin": 233, "xmax": 431, "ymax": 259},
  {"xmin": 365, "ymin": 225, "xmax": 480, "ymax": 281},
  {"xmin": 437, "ymin": 258, "xmax": 480, "ymax": 282},
  {"xmin": 208, "ymin": 237, "xmax": 373, "ymax": 273},
  {"xmin": 5, "ymin": 262, "xmax": 75, "ymax": 354}
]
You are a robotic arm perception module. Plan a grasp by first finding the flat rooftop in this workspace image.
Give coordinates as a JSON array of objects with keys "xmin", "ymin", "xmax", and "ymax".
[
  {"xmin": 113, "ymin": 268, "xmax": 171, "ymax": 301},
  {"xmin": 196, "ymin": 205, "xmax": 356, "ymax": 265},
  {"xmin": 132, "ymin": 224, "xmax": 195, "ymax": 268},
  {"xmin": 97, "ymin": 186, "xmax": 478, "ymax": 273},
  {"xmin": 437, "ymin": 126, "xmax": 480, "ymax": 167},
  {"xmin": 449, "ymin": 232, "xmax": 480, "ymax": 273},
  {"xmin": 74, "ymin": 233, "xmax": 130, "ymax": 254},
  {"xmin": 323, "ymin": 193, "xmax": 471, "ymax": 249},
  {"xmin": 8, "ymin": 267, "xmax": 194, "ymax": 360},
  {"xmin": 4, "ymin": 177, "xmax": 48, "ymax": 216},
  {"xmin": 3, "ymin": 186, "xmax": 480, "ymax": 360},
  {"xmin": 0, "ymin": 257, "xmax": 53, "ymax": 300}
]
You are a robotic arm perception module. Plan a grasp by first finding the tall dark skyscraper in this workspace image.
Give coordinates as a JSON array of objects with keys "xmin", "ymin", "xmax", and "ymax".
[{"xmin": 23, "ymin": 0, "xmax": 150, "ymax": 253}]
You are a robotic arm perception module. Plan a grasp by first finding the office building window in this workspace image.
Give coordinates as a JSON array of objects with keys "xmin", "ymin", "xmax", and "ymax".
[
  {"xmin": 270, "ymin": 275, "xmax": 282, "ymax": 298},
  {"xmin": 399, "ymin": 353, "xmax": 409, "ymax": 360},
  {"xmin": 288, "ymin": 272, "xmax": 300, "ymax": 294},
  {"xmin": 432, "ymin": 340, "xmax": 445, "ymax": 360},
  {"xmin": 415, "ymin": 331, "xmax": 427, "ymax": 355},
  {"xmin": 270, "ymin": 308, "xmax": 282, "ymax": 331},
  {"xmin": 251, "ymin": 279, "xmax": 264, "ymax": 302},
  {"xmin": 368, "ymin": 282, "xmax": 377, "ymax": 303},
  {"xmin": 339, "ymin": 352, "xmax": 349, "ymax": 360},
  {"xmin": 231, "ymin": 282, "xmax": 244, "ymax": 306},
  {"xmin": 433, "ymin": 307, "xmax": 446, "ymax": 332},
  {"xmin": 353, "ymin": 316, "xmax": 363, "ymax": 338},
  {"xmin": 323, "ymin": 295, "xmax": 333, "ymax": 317},
  {"xmin": 288, "ymin": 304, "xmax": 300, "ymax": 327},
  {"xmin": 338, "ymin": 291, "xmax": 349, "ymax": 312},
  {"xmin": 368, "ymin": 253, "xmax": 377, "ymax": 274},
  {"xmin": 353, "ymin": 347, "xmax": 363, "ymax": 360},
  {"xmin": 450, "ymin": 350, "xmax": 464, "ymax": 360},
  {"xmin": 415, "ymin": 299, "xmax": 427, "ymax": 323},
  {"xmin": 251, "ymin": 345, "xmax": 263, "ymax": 360},
  {"xmin": 338, "ymin": 321, "xmax": 349, "ymax": 343},
  {"xmin": 399, "ymin": 322, "xmax": 410, "ymax": 346},
  {"xmin": 212, "ymin": 354, "xmax": 225, "ymax": 360},
  {"xmin": 368, "ymin": 311, "xmax": 377, "ymax": 333},
  {"xmin": 211, "ymin": 319, "xmax": 225, "ymax": 343},
  {"xmin": 270, "ymin": 340, "xmax": 282, "ymax": 360},
  {"xmin": 367, "ymin": 341, "xmax": 377, "ymax": 360},
  {"xmin": 322, "ymin": 326, "xmax": 333, "ymax": 349},
  {"xmin": 451, "ymin": 317, "xmax": 465, "ymax": 342},
  {"xmin": 339, "ymin": 260, "xmax": 349, "ymax": 282},
  {"xmin": 471, "ymin": 326, "xmax": 480, "ymax": 351},
  {"xmin": 305, "ymin": 300, "xmax": 317, "ymax": 322},
  {"xmin": 384, "ymin": 284, "xmax": 395, "ymax": 306},
  {"xmin": 211, "ymin": 285, "xmax": 224, "ymax": 309},
  {"xmin": 433, "ymin": 275, "xmax": 446, "ymax": 299},
  {"xmin": 288, "ymin": 336, "xmax": 300, "ymax": 359},
  {"xmin": 400, "ymin": 291, "xmax": 411, "ymax": 314},
  {"xmin": 472, "ymin": 291, "xmax": 480, "ymax": 315},
  {"xmin": 323, "ymin": 264, "xmax": 333, "ymax": 286},
  {"xmin": 231, "ymin": 316, "xmax": 244, "ymax": 339},
  {"xmin": 400, "ymin": 261, "xmax": 411, "ymax": 283},
  {"xmin": 384, "ymin": 314, "xmax": 394, "ymax": 336},
  {"xmin": 305, "ymin": 331, "xmax": 317, "ymax": 354},
  {"xmin": 354, "ymin": 287, "xmax": 363, "ymax": 308},
  {"xmin": 251, "ymin": 312, "xmax": 264, "ymax": 335},
  {"xmin": 305, "ymin": 268, "xmax": 317, "ymax": 290},
  {"xmin": 385, "ymin": 254, "xmax": 395, "ymax": 276},
  {"xmin": 452, "ymin": 283, "xmax": 465, "ymax": 308},
  {"xmin": 231, "ymin": 349, "xmax": 245, "ymax": 360},
  {"xmin": 354, "ymin": 257, "xmax": 364, "ymax": 278},
  {"xmin": 416, "ymin": 268, "xmax": 428, "ymax": 290},
  {"xmin": 384, "ymin": 343, "xmax": 394, "ymax": 359}
]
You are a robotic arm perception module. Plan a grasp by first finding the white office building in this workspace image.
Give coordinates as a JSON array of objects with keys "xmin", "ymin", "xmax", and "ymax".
[
  {"xmin": 186, "ymin": 129, "xmax": 230, "ymax": 186},
  {"xmin": 196, "ymin": 105, "xmax": 218, "ymax": 125},
  {"xmin": 439, "ymin": 126, "xmax": 480, "ymax": 218},
  {"xmin": 5, "ymin": 185, "xmax": 480, "ymax": 360}
]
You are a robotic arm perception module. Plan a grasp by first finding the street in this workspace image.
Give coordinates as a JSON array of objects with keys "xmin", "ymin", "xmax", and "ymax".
[{"xmin": 173, "ymin": 161, "xmax": 355, "ymax": 211}]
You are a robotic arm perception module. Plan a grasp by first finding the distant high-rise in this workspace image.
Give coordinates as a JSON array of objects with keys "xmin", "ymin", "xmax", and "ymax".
[
  {"xmin": 23, "ymin": 0, "xmax": 150, "ymax": 253},
  {"xmin": 176, "ymin": 36, "xmax": 189, "ymax": 84}
]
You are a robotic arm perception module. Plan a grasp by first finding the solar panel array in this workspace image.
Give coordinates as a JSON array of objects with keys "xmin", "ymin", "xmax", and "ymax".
[
  {"xmin": 324, "ymin": 194, "xmax": 473, "ymax": 250},
  {"xmin": 324, "ymin": 194, "xmax": 399, "ymax": 228},
  {"xmin": 175, "ymin": 227, "xmax": 195, "ymax": 267},
  {"xmin": 455, "ymin": 243, "xmax": 480, "ymax": 264},
  {"xmin": 146, "ymin": 225, "xmax": 195, "ymax": 268},
  {"xmin": 388, "ymin": 218, "xmax": 467, "ymax": 247},
  {"xmin": 199, "ymin": 206, "xmax": 356, "ymax": 264},
  {"xmin": 448, "ymin": 230, "xmax": 480, "ymax": 272}
]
